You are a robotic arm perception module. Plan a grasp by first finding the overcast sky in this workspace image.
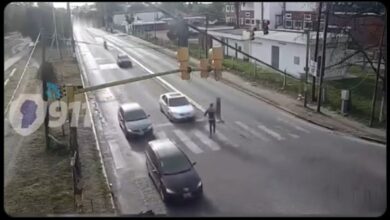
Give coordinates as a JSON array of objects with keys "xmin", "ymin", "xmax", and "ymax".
[{"xmin": 53, "ymin": 2, "xmax": 93, "ymax": 8}]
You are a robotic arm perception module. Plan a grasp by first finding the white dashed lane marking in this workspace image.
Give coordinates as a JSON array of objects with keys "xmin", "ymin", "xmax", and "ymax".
[
  {"xmin": 193, "ymin": 130, "xmax": 221, "ymax": 151},
  {"xmin": 173, "ymin": 129, "xmax": 203, "ymax": 154}
]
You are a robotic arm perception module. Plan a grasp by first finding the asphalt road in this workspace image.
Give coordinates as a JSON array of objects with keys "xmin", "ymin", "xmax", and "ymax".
[{"xmin": 73, "ymin": 21, "xmax": 386, "ymax": 217}]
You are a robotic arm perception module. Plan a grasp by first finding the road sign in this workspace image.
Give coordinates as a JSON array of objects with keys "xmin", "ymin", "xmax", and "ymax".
[{"xmin": 310, "ymin": 60, "xmax": 317, "ymax": 76}]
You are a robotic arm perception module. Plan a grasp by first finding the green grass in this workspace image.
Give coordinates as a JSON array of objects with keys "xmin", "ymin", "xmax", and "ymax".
[{"xmin": 324, "ymin": 67, "xmax": 384, "ymax": 126}]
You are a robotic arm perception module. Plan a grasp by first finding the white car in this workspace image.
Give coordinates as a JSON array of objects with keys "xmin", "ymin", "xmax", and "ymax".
[{"xmin": 159, "ymin": 92, "xmax": 195, "ymax": 122}]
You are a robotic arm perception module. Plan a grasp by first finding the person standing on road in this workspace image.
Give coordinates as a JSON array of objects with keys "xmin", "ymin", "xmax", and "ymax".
[{"xmin": 204, "ymin": 103, "xmax": 216, "ymax": 137}]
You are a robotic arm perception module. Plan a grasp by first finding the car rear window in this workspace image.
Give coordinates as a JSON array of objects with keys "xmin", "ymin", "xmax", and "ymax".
[
  {"xmin": 160, "ymin": 153, "xmax": 192, "ymax": 175},
  {"xmin": 168, "ymin": 97, "xmax": 189, "ymax": 107},
  {"xmin": 124, "ymin": 109, "xmax": 147, "ymax": 121}
]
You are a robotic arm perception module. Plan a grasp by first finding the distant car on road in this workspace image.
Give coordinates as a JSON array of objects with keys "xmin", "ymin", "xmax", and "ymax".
[
  {"xmin": 117, "ymin": 54, "xmax": 132, "ymax": 68},
  {"xmin": 118, "ymin": 102, "xmax": 153, "ymax": 139},
  {"xmin": 146, "ymin": 138, "xmax": 203, "ymax": 203},
  {"xmin": 159, "ymin": 92, "xmax": 195, "ymax": 122}
]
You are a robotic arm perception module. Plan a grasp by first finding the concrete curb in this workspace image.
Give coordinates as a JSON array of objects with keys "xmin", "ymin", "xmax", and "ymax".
[{"xmin": 122, "ymin": 34, "xmax": 386, "ymax": 145}]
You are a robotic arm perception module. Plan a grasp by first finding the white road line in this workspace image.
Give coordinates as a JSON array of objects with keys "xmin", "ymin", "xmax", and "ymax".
[
  {"xmin": 193, "ymin": 130, "xmax": 221, "ymax": 151},
  {"xmin": 102, "ymin": 35, "xmax": 206, "ymax": 113},
  {"xmin": 234, "ymin": 121, "xmax": 270, "ymax": 142},
  {"xmin": 277, "ymin": 117, "xmax": 310, "ymax": 133},
  {"xmin": 293, "ymin": 125, "xmax": 311, "ymax": 134},
  {"xmin": 203, "ymin": 124, "xmax": 239, "ymax": 148},
  {"xmin": 4, "ymin": 68, "xmax": 17, "ymax": 86},
  {"xmin": 154, "ymin": 122, "xmax": 172, "ymax": 128},
  {"xmin": 155, "ymin": 131, "xmax": 167, "ymax": 139},
  {"xmin": 288, "ymin": 133, "xmax": 300, "ymax": 139},
  {"xmin": 257, "ymin": 124, "xmax": 285, "ymax": 141},
  {"xmin": 99, "ymin": 63, "xmax": 119, "ymax": 70},
  {"xmin": 173, "ymin": 130, "xmax": 203, "ymax": 154},
  {"xmin": 108, "ymin": 140, "xmax": 126, "ymax": 170}
]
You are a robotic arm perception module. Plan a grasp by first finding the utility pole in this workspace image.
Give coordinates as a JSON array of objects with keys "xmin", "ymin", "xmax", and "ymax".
[
  {"xmin": 67, "ymin": 2, "xmax": 75, "ymax": 53},
  {"xmin": 312, "ymin": 2, "xmax": 322, "ymax": 102},
  {"xmin": 51, "ymin": 6, "xmax": 62, "ymax": 59},
  {"xmin": 369, "ymin": 17, "xmax": 386, "ymax": 127},
  {"xmin": 261, "ymin": 2, "xmax": 264, "ymax": 26},
  {"xmin": 304, "ymin": 30, "xmax": 310, "ymax": 107},
  {"xmin": 205, "ymin": 15, "xmax": 209, "ymax": 58},
  {"xmin": 316, "ymin": 2, "xmax": 330, "ymax": 113},
  {"xmin": 154, "ymin": 11, "xmax": 157, "ymax": 40},
  {"xmin": 42, "ymin": 29, "xmax": 46, "ymax": 63},
  {"xmin": 235, "ymin": 2, "xmax": 240, "ymax": 29}
]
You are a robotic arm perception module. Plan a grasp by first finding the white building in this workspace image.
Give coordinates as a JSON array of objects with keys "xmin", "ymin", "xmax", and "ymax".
[
  {"xmin": 234, "ymin": 2, "xmax": 318, "ymax": 30},
  {"xmin": 134, "ymin": 11, "xmax": 164, "ymax": 22},
  {"xmin": 209, "ymin": 29, "xmax": 350, "ymax": 80},
  {"xmin": 253, "ymin": 2, "xmax": 283, "ymax": 29}
]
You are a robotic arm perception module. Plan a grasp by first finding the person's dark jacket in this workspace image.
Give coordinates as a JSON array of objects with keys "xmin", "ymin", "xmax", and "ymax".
[{"xmin": 204, "ymin": 106, "xmax": 216, "ymax": 121}]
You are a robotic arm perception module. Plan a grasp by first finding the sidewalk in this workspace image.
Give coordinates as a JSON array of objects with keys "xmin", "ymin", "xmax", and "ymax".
[{"xmin": 116, "ymin": 31, "xmax": 386, "ymax": 144}]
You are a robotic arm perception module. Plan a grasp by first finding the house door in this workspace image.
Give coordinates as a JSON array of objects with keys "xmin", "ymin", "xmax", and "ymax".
[{"xmin": 271, "ymin": 46, "xmax": 279, "ymax": 69}]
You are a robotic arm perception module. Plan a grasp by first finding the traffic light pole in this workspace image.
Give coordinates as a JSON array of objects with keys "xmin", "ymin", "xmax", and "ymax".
[{"xmin": 76, "ymin": 69, "xmax": 199, "ymax": 94}]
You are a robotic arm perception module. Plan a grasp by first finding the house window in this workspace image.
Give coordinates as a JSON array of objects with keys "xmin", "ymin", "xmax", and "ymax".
[
  {"xmin": 304, "ymin": 14, "xmax": 311, "ymax": 21},
  {"xmin": 294, "ymin": 56, "xmax": 300, "ymax": 65},
  {"xmin": 246, "ymin": 19, "xmax": 250, "ymax": 24},
  {"xmin": 285, "ymin": 20, "xmax": 292, "ymax": 28},
  {"xmin": 242, "ymin": 3, "xmax": 246, "ymax": 7},
  {"xmin": 285, "ymin": 13, "xmax": 292, "ymax": 19},
  {"xmin": 304, "ymin": 21, "xmax": 312, "ymax": 29},
  {"xmin": 252, "ymin": 19, "xmax": 255, "ymax": 24},
  {"xmin": 245, "ymin": 12, "xmax": 251, "ymax": 17},
  {"xmin": 226, "ymin": 5, "xmax": 230, "ymax": 12},
  {"xmin": 294, "ymin": 20, "xmax": 302, "ymax": 29}
]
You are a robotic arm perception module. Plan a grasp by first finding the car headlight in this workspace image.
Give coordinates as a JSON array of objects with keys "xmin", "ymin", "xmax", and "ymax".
[
  {"xmin": 197, "ymin": 181, "xmax": 202, "ymax": 188},
  {"xmin": 147, "ymin": 124, "xmax": 153, "ymax": 130},
  {"xmin": 127, "ymin": 128, "xmax": 133, "ymax": 132},
  {"xmin": 166, "ymin": 188, "xmax": 175, "ymax": 194}
]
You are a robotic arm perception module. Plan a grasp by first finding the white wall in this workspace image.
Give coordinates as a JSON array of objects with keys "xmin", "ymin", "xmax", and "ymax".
[
  {"xmin": 254, "ymin": 3, "xmax": 262, "ymax": 21},
  {"xmin": 250, "ymin": 39, "xmax": 307, "ymax": 78},
  {"xmin": 267, "ymin": 3, "xmax": 283, "ymax": 28},
  {"xmin": 135, "ymin": 11, "xmax": 164, "ymax": 22},
  {"xmin": 241, "ymin": 2, "xmax": 254, "ymax": 11},
  {"xmin": 254, "ymin": 3, "xmax": 283, "ymax": 29},
  {"xmin": 213, "ymin": 38, "xmax": 246, "ymax": 60},
  {"xmin": 285, "ymin": 2, "xmax": 318, "ymax": 12},
  {"xmin": 113, "ymin": 14, "xmax": 126, "ymax": 25}
]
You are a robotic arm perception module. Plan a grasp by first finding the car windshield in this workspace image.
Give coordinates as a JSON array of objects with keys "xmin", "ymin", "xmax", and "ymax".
[
  {"xmin": 124, "ymin": 109, "xmax": 147, "ymax": 121},
  {"xmin": 160, "ymin": 153, "xmax": 192, "ymax": 175},
  {"xmin": 119, "ymin": 55, "xmax": 129, "ymax": 60},
  {"xmin": 169, "ymin": 97, "xmax": 189, "ymax": 107}
]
